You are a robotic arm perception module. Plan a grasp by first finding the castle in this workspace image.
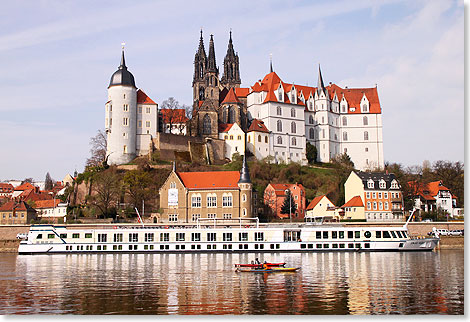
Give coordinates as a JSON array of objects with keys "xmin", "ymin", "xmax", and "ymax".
[{"xmin": 105, "ymin": 31, "xmax": 384, "ymax": 170}]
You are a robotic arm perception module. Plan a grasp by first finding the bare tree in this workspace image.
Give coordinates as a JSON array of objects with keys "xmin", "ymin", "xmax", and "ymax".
[
  {"xmin": 87, "ymin": 170, "xmax": 121, "ymax": 217},
  {"xmin": 86, "ymin": 130, "xmax": 107, "ymax": 167},
  {"xmin": 44, "ymin": 172, "xmax": 54, "ymax": 190},
  {"xmin": 161, "ymin": 97, "xmax": 188, "ymax": 134}
]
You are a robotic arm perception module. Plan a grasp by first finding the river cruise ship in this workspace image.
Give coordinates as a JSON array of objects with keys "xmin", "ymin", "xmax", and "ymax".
[{"xmin": 18, "ymin": 219, "xmax": 438, "ymax": 254}]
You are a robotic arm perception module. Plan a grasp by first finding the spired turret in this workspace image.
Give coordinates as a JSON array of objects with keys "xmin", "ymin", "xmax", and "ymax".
[
  {"xmin": 105, "ymin": 47, "xmax": 138, "ymax": 165},
  {"xmin": 238, "ymin": 154, "xmax": 252, "ymax": 218}
]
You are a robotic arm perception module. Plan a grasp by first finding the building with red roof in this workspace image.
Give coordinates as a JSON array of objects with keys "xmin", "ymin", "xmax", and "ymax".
[
  {"xmin": 0, "ymin": 200, "xmax": 37, "ymax": 225},
  {"xmin": 159, "ymin": 159, "xmax": 253, "ymax": 223},
  {"xmin": 408, "ymin": 180, "xmax": 458, "ymax": 217},
  {"xmin": 218, "ymin": 122, "xmax": 245, "ymax": 160},
  {"xmin": 305, "ymin": 195, "xmax": 337, "ymax": 220},
  {"xmin": 160, "ymin": 108, "xmax": 189, "ymax": 135},
  {"xmin": 263, "ymin": 183, "xmax": 306, "ymax": 220},
  {"xmin": 34, "ymin": 199, "xmax": 68, "ymax": 222}
]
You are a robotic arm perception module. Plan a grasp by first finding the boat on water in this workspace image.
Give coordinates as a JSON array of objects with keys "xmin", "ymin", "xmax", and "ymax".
[
  {"xmin": 236, "ymin": 267, "xmax": 300, "ymax": 273},
  {"xmin": 17, "ymin": 217, "xmax": 439, "ymax": 255},
  {"xmin": 235, "ymin": 262, "xmax": 286, "ymax": 268}
]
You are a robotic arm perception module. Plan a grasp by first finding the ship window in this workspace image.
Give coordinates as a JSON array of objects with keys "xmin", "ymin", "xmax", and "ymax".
[
  {"xmin": 332, "ymin": 231, "xmax": 338, "ymax": 239},
  {"xmin": 301, "ymin": 244, "xmax": 306, "ymax": 249},
  {"xmin": 396, "ymin": 231, "xmax": 403, "ymax": 238},
  {"xmin": 176, "ymin": 233, "xmax": 185, "ymax": 241},
  {"xmin": 402, "ymin": 231, "xmax": 408, "ymax": 238},
  {"xmin": 47, "ymin": 234, "xmax": 55, "ymax": 239},
  {"xmin": 323, "ymin": 231, "xmax": 328, "ymax": 239},
  {"xmin": 144, "ymin": 233, "xmax": 154, "ymax": 242},
  {"xmin": 376, "ymin": 231, "xmax": 382, "ymax": 238},
  {"xmin": 390, "ymin": 231, "xmax": 397, "ymax": 238},
  {"xmin": 254, "ymin": 232, "xmax": 264, "ymax": 242},
  {"xmin": 323, "ymin": 244, "xmax": 329, "ymax": 249},
  {"xmin": 348, "ymin": 243, "xmax": 354, "ymax": 248},
  {"xmin": 191, "ymin": 233, "xmax": 201, "ymax": 241},
  {"xmin": 207, "ymin": 233, "xmax": 216, "ymax": 242},
  {"xmin": 72, "ymin": 233, "xmax": 79, "ymax": 239},
  {"xmin": 239, "ymin": 232, "xmax": 248, "ymax": 241},
  {"xmin": 160, "ymin": 233, "xmax": 169, "ymax": 242},
  {"xmin": 339, "ymin": 244, "xmax": 345, "ymax": 248},
  {"xmin": 355, "ymin": 231, "xmax": 360, "ymax": 238},
  {"xmin": 316, "ymin": 244, "xmax": 322, "ymax": 249},
  {"xmin": 348, "ymin": 231, "xmax": 353, "ymax": 239},
  {"xmin": 114, "ymin": 233, "xmax": 123, "ymax": 242},
  {"xmin": 355, "ymin": 243, "xmax": 361, "ymax": 248},
  {"xmin": 364, "ymin": 231, "xmax": 371, "ymax": 239},
  {"xmin": 60, "ymin": 234, "xmax": 67, "ymax": 239},
  {"xmin": 308, "ymin": 244, "xmax": 313, "ymax": 249},
  {"xmin": 383, "ymin": 231, "xmax": 391, "ymax": 238},
  {"xmin": 129, "ymin": 233, "xmax": 138, "ymax": 242},
  {"xmin": 332, "ymin": 244, "xmax": 338, "ymax": 248},
  {"xmin": 339, "ymin": 231, "xmax": 344, "ymax": 239},
  {"xmin": 223, "ymin": 233, "xmax": 232, "ymax": 242},
  {"xmin": 98, "ymin": 234, "xmax": 107, "ymax": 242},
  {"xmin": 364, "ymin": 243, "xmax": 370, "ymax": 248}
]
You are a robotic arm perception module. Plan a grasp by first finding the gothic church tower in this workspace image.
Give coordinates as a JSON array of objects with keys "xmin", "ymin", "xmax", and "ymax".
[{"xmin": 220, "ymin": 31, "xmax": 241, "ymax": 89}]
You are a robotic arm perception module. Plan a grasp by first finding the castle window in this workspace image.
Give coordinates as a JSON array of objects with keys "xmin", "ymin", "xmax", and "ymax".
[
  {"xmin": 123, "ymin": 117, "xmax": 128, "ymax": 126},
  {"xmin": 364, "ymin": 131, "xmax": 369, "ymax": 140},
  {"xmin": 277, "ymin": 120, "xmax": 282, "ymax": 132},
  {"xmin": 277, "ymin": 136, "xmax": 282, "ymax": 144},
  {"xmin": 277, "ymin": 106, "xmax": 282, "ymax": 115},
  {"xmin": 242, "ymin": 194, "xmax": 246, "ymax": 202},
  {"xmin": 322, "ymin": 116, "xmax": 325, "ymax": 123},
  {"xmin": 138, "ymin": 121, "xmax": 142, "ymax": 128},
  {"xmin": 343, "ymin": 132, "xmax": 347, "ymax": 141},
  {"xmin": 309, "ymin": 128, "xmax": 314, "ymax": 139},
  {"xmin": 146, "ymin": 107, "xmax": 151, "ymax": 113},
  {"xmin": 225, "ymin": 135, "xmax": 228, "ymax": 140},
  {"xmin": 292, "ymin": 137, "xmax": 296, "ymax": 146},
  {"xmin": 230, "ymin": 135, "xmax": 233, "ymax": 140},
  {"xmin": 342, "ymin": 116, "xmax": 347, "ymax": 126},
  {"xmin": 291, "ymin": 108, "xmax": 296, "ymax": 118},
  {"xmin": 123, "ymin": 104, "xmax": 128, "ymax": 112},
  {"xmin": 123, "ymin": 145, "xmax": 127, "ymax": 153},
  {"xmin": 309, "ymin": 115, "xmax": 314, "ymax": 124},
  {"xmin": 123, "ymin": 94, "xmax": 126, "ymax": 99},
  {"xmin": 202, "ymin": 114, "xmax": 211, "ymax": 135},
  {"xmin": 365, "ymin": 147, "xmax": 368, "ymax": 152},
  {"xmin": 362, "ymin": 104, "xmax": 368, "ymax": 113},
  {"xmin": 322, "ymin": 129, "xmax": 325, "ymax": 138},
  {"xmin": 363, "ymin": 116, "xmax": 368, "ymax": 125},
  {"xmin": 110, "ymin": 105, "xmax": 112, "ymax": 111},
  {"xmin": 291, "ymin": 122, "xmax": 296, "ymax": 133},
  {"xmin": 146, "ymin": 121, "xmax": 150, "ymax": 128},
  {"xmin": 109, "ymin": 118, "xmax": 112, "ymax": 126},
  {"xmin": 211, "ymin": 89, "xmax": 213, "ymax": 97},
  {"xmin": 238, "ymin": 135, "xmax": 242, "ymax": 140},
  {"xmin": 138, "ymin": 106, "xmax": 142, "ymax": 113},
  {"xmin": 265, "ymin": 136, "xmax": 268, "ymax": 143}
]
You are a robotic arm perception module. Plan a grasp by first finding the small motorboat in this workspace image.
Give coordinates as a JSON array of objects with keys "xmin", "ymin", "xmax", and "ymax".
[
  {"xmin": 235, "ymin": 266, "xmax": 300, "ymax": 273},
  {"xmin": 234, "ymin": 262, "xmax": 286, "ymax": 268}
]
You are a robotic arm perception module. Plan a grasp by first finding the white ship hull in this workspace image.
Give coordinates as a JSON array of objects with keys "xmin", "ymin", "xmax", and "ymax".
[{"xmin": 18, "ymin": 224, "xmax": 439, "ymax": 255}]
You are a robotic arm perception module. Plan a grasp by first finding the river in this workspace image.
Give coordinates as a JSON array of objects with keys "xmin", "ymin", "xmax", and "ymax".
[{"xmin": 0, "ymin": 250, "xmax": 463, "ymax": 315}]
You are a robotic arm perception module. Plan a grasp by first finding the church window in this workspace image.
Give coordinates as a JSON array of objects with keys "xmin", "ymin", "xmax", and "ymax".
[
  {"xmin": 291, "ymin": 122, "xmax": 296, "ymax": 133},
  {"xmin": 265, "ymin": 136, "xmax": 268, "ymax": 143},
  {"xmin": 292, "ymin": 137, "xmax": 296, "ymax": 146},
  {"xmin": 238, "ymin": 135, "xmax": 242, "ymax": 140},
  {"xmin": 211, "ymin": 89, "xmax": 213, "ymax": 97},
  {"xmin": 277, "ymin": 120, "xmax": 282, "ymax": 132},
  {"xmin": 203, "ymin": 114, "xmax": 211, "ymax": 135},
  {"xmin": 291, "ymin": 108, "xmax": 296, "ymax": 118},
  {"xmin": 228, "ymin": 106, "xmax": 235, "ymax": 124},
  {"xmin": 342, "ymin": 116, "xmax": 347, "ymax": 126},
  {"xmin": 363, "ymin": 116, "xmax": 368, "ymax": 125},
  {"xmin": 309, "ymin": 128, "xmax": 314, "ymax": 139},
  {"xmin": 343, "ymin": 132, "xmax": 348, "ymax": 141},
  {"xmin": 309, "ymin": 115, "xmax": 314, "ymax": 124},
  {"xmin": 277, "ymin": 136, "xmax": 282, "ymax": 144},
  {"xmin": 123, "ymin": 104, "xmax": 128, "ymax": 112},
  {"xmin": 258, "ymin": 135, "xmax": 261, "ymax": 142},
  {"xmin": 277, "ymin": 106, "xmax": 282, "ymax": 115},
  {"xmin": 322, "ymin": 116, "xmax": 325, "ymax": 123},
  {"xmin": 199, "ymin": 87, "xmax": 205, "ymax": 101},
  {"xmin": 322, "ymin": 129, "xmax": 325, "ymax": 138},
  {"xmin": 138, "ymin": 106, "xmax": 142, "ymax": 113},
  {"xmin": 146, "ymin": 121, "xmax": 150, "ymax": 128},
  {"xmin": 123, "ymin": 118, "xmax": 128, "ymax": 126},
  {"xmin": 364, "ymin": 131, "xmax": 369, "ymax": 140}
]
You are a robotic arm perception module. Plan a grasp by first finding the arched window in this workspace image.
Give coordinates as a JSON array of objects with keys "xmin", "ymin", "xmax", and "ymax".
[
  {"xmin": 228, "ymin": 106, "xmax": 235, "ymax": 124},
  {"xmin": 342, "ymin": 116, "xmax": 347, "ymax": 126},
  {"xmin": 363, "ymin": 116, "xmax": 368, "ymax": 125},
  {"xmin": 203, "ymin": 114, "xmax": 211, "ymax": 135},
  {"xmin": 277, "ymin": 106, "xmax": 282, "ymax": 115},
  {"xmin": 291, "ymin": 108, "xmax": 296, "ymax": 117},
  {"xmin": 265, "ymin": 136, "xmax": 268, "ymax": 143},
  {"xmin": 258, "ymin": 135, "xmax": 261, "ymax": 142},
  {"xmin": 309, "ymin": 115, "xmax": 314, "ymax": 124},
  {"xmin": 364, "ymin": 131, "xmax": 369, "ymax": 140},
  {"xmin": 199, "ymin": 87, "xmax": 205, "ymax": 100},
  {"xmin": 277, "ymin": 120, "xmax": 282, "ymax": 132},
  {"xmin": 277, "ymin": 136, "xmax": 282, "ymax": 144},
  {"xmin": 362, "ymin": 104, "xmax": 368, "ymax": 112},
  {"xmin": 309, "ymin": 128, "xmax": 315, "ymax": 139},
  {"xmin": 343, "ymin": 132, "xmax": 348, "ymax": 141},
  {"xmin": 291, "ymin": 122, "xmax": 296, "ymax": 133},
  {"xmin": 292, "ymin": 137, "xmax": 296, "ymax": 146}
]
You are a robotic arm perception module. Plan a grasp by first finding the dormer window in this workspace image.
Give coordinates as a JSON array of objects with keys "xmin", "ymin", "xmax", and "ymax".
[
  {"xmin": 367, "ymin": 180, "xmax": 374, "ymax": 189},
  {"xmin": 379, "ymin": 180, "xmax": 386, "ymax": 189},
  {"xmin": 391, "ymin": 180, "xmax": 399, "ymax": 189},
  {"xmin": 362, "ymin": 104, "xmax": 369, "ymax": 113}
]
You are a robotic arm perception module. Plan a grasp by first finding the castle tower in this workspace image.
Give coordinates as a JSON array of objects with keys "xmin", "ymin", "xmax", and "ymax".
[
  {"xmin": 105, "ymin": 46, "xmax": 137, "ymax": 165},
  {"xmin": 314, "ymin": 64, "xmax": 332, "ymax": 163},
  {"xmin": 221, "ymin": 31, "xmax": 241, "ymax": 89},
  {"xmin": 193, "ymin": 30, "xmax": 207, "ymax": 106},
  {"xmin": 238, "ymin": 154, "xmax": 252, "ymax": 218}
]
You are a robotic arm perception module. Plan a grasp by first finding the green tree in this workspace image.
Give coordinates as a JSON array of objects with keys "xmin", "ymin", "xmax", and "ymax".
[
  {"xmin": 306, "ymin": 142, "xmax": 317, "ymax": 164},
  {"xmin": 87, "ymin": 170, "xmax": 121, "ymax": 217},
  {"xmin": 280, "ymin": 189, "xmax": 297, "ymax": 218},
  {"xmin": 122, "ymin": 170, "xmax": 153, "ymax": 212}
]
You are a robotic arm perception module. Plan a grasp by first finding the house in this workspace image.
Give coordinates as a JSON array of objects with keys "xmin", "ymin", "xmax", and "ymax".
[
  {"xmin": 246, "ymin": 119, "xmax": 270, "ymax": 160},
  {"xmin": 264, "ymin": 183, "xmax": 306, "ymax": 219},
  {"xmin": 408, "ymin": 180, "xmax": 460, "ymax": 217},
  {"xmin": 158, "ymin": 157, "xmax": 253, "ymax": 223},
  {"xmin": 34, "ymin": 199, "xmax": 68, "ymax": 223},
  {"xmin": 0, "ymin": 200, "xmax": 37, "ymax": 225},
  {"xmin": 305, "ymin": 195, "xmax": 336, "ymax": 221},
  {"xmin": 218, "ymin": 123, "xmax": 245, "ymax": 160},
  {"xmin": 340, "ymin": 196, "xmax": 365, "ymax": 220},
  {"xmin": 12, "ymin": 182, "xmax": 35, "ymax": 198},
  {"xmin": 344, "ymin": 171, "xmax": 404, "ymax": 222},
  {"xmin": 161, "ymin": 108, "xmax": 188, "ymax": 135},
  {"xmin": 0, "ymin": 183, "xmax": 14, "ymax": 199}
]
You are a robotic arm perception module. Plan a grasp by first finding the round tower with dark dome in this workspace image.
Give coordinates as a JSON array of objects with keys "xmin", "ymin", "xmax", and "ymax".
[{"xmin": 105, "ymin": 46, "xmax": 137, "ymax": 165}]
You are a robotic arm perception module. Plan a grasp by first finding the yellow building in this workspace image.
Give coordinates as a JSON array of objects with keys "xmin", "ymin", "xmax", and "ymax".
[{"xmin": 305, "ymin": 195, "xmax": 337, "ymax": 220}]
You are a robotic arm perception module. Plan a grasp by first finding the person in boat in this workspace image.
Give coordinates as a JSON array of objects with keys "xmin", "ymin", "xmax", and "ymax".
[
  {"xmin": 263, "ymin": 263, "xmax": 268, "ymax": 270},
  {"xmin": 255, "ymin": 258, "xmax": 260, "ymax": 265}
]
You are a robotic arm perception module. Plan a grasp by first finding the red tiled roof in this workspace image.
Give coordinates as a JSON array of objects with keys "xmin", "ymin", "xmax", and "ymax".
[
  {"xmin": 419, "ymin": 193, "xmax": 435, "ymax": 201},
  {"xmin": 0, "ymin": 200, "xmax": 31, "ymax": 211},
  {"xmin": 19, "ymin": 189, "xmax": 53, "ymax": 202},
  {"xmin": 248, "ymin": 119, "xmax": 269, "ymax": 133},
  {"xmin": 218, "ymin": 123, "xmax": 234, "ymax": 133},
  {"xmin": 176, "ymin": 171, "xmax": 241, "ymax": 190},
  {"xmin": 136, "ymin": 89, "xmax": 156, "ymax": 104},
  {"xmin": 328, "ymin": 84, "xmax": 381, "ymax": 114},
  {"xmin": 306, "ymin": 195, "xmax": 326, "ymax": 210},
  {"xmin": 34, "ymin": 199, "xmax": 62, "ymax": 209},
  {"xmin": 0, "ymin": 183, "xmax": 14, "ymax": 192},
  {"xmin": 222, "ymin": 87, "xmax": 241, "ymax": 104},
  {"xmin": 342, "ymin": 196, "xmax": 364, "ymax": 208},
  {"xmin": 408, "ymin": 180, "xmax": 450, "ymax": 197},
  {"xmin": 14, "ymin": 182, "xmax": 35, "ymax": 191},
  {"xmin": 161, "ymin": 109, "xmax": 188, "ymax": 123},
  {"xmin": 235, "ymin": 87, "xmax": 250, "ymax": 98}
]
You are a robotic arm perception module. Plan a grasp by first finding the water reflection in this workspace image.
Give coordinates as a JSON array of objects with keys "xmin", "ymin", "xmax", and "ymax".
[{"xmin": 0, "ymin": 251, "xmax": 464, "ymax": 315}]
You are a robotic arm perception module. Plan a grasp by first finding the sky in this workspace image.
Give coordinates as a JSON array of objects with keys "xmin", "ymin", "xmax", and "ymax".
[{"xmin": 0, "ymin": 0, "xmax": 464, "ymax": 182}]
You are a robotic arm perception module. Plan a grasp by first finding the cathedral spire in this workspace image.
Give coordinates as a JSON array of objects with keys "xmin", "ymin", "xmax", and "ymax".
[
  {"xmin": 221, "ymin": 31, "xmax": 241, "ymax": 87},
  {"xmin": 207, "ymin": 34, "xmax": 217, "ymax": 73},
  {"xmin": 317, "ymin": 64, "xmax": 326, "ymax": 95},
  {"xmin": 193, "ymin": 30, "xmax": 207, "ymax": 85},
  {"xmin": 270, "ymin": 54, "xmax": 273, "ymax": 73}
]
